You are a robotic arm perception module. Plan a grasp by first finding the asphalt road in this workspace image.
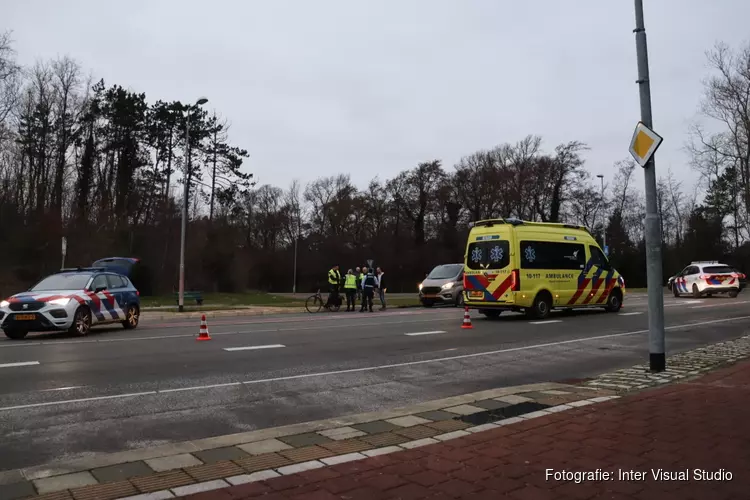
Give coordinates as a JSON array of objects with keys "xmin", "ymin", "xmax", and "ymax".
[{"xmin": 1, "ymin": 292, "xmax": 749, "ymax": 471}]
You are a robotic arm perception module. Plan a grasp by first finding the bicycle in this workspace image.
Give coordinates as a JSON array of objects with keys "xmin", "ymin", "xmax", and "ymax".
[{"xmin": 305, "ymin": 289, "xmax": 341, "ymax": 313}]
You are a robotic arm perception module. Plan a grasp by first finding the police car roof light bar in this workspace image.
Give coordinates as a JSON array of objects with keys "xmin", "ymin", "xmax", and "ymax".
[{"xmin": 58, "ymin": 266, "xmax": 107, "ymax": 273}]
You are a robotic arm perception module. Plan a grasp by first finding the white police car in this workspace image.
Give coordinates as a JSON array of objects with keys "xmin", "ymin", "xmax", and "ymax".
[
  {"xmin": 671, "ymin": 261, "xmax": 742, "ymax": 298},
  {"xmin": 0, "ymin": 267, "xmax": 140, "ymax": 339}
]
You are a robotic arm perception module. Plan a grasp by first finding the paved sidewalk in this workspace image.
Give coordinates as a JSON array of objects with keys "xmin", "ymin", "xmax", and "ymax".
[{"xmin": 174, "ymin": 359, "xmax": 750, "ymax": 500}]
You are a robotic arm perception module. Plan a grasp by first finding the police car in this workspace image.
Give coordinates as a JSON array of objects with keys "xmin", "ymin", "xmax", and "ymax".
[
  {"xmin": 671, "ymin": 261, "xmax": 742, "ymax": 298},
  {"xmin": 0, "ymin": 267, "xmax": 140, "ymax": 339}
]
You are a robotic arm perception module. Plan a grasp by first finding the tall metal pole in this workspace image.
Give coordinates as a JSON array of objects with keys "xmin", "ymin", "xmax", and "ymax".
[
  {"xmin": 600, "ymin": 176, "xmax": 607, "ymax": 252},
  {"xmin": 178, "ymin": 113, "xmax": 190, "ymax": 312},
  {"xmin": 292, "ymin": 236, "xmax": 298, "ymax": 294},
  {"xmin": 633, "ymin": 0, "xmax": 665, "ymax": 372}
]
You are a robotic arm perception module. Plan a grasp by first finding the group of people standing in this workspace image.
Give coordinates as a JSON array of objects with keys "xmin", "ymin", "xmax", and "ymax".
[{"xmin": 326, "ymin": 265, "xmax": 387, "ymax": 312}]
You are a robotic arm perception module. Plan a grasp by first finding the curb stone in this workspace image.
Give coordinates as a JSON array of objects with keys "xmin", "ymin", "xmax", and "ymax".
[{"xmin": 583, "ymin": 334, "xmax": 750, "ymax": 393}]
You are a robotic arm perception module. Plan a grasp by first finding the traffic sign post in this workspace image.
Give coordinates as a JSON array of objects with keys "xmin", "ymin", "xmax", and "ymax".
[
  {"xmin": 61, "ymin": 237, "xmax": 67, "ymax": 269},
  {"xmin": 633, "ymin": 0, "xmax": 666, "ymax": 373}
]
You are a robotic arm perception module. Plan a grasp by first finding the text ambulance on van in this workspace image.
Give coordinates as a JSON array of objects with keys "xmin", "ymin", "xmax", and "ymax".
[{"xmin": 463, "ymin": 218, "xmax": 625, "ymax": 320}]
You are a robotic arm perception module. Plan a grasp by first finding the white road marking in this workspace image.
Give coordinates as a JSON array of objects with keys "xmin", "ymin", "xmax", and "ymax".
[
  {"xmin": 529, "ymin": 320, "xmax": 561, "ymax": 325},
  {"xmin": 618, "ymin": 312, "xmax": 643, "ymax": 316},
  {"xmin": 0, "ymin": 361, "xmax": 39, "ymax": 368},
  {"xmin": 160, "ymin": 382, "xmax": 242, "ymax": 394},
  {"xmin": 224, "ymin": 344, "xmax": 285, "ymax": 352},
  {"xmin": 404, "ymin": 331, "xmax": 445, "ymax": 336},
  {"xmin": 3, "ymin": 314, "xmax": 750, "ymax": 412},
  {"xmin": 690, "ymin": 300, "xmax": 750, "ymax": 310},
  {"xmin": 39, "ymin": 386, "xmax": 84, "ymax": 392},
  {"xmin": 0, "ymin": 391, "xmax": 155, "ymax": 411}
]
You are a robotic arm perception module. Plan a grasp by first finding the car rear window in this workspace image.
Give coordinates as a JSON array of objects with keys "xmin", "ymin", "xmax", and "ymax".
[
  {"xmin": 31, "ymin": 273, "xmax": 91, "ymax": 291},
  {"xmin": 466, "ymin": 240, "xmax": 510, "ymax": 270},
  {"xmin": 703, "ymin": 265, "xmax": 734, "ymax": 274}
]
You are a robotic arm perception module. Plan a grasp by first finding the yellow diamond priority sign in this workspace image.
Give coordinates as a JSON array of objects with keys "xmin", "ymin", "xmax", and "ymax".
[{"xmin": 629, "ymin": 122, "xmax": 663, "ymax": 167}]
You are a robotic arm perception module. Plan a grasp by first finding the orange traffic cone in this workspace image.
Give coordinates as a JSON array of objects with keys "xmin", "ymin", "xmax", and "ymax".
[
  {"xmin": 461, "ymin": 306, "xmax": 473, "ymax": 329},
  {"xmin": 197, "ymin": 314, "xmax": 212, "ymax": 341}
]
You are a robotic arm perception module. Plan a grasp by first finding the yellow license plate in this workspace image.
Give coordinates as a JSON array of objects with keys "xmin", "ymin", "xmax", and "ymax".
[
  {"xmin": 469, "ymin": 291, "xmax": 484, "ymax": 299},
  {"xmin": 15, "ymin": 314, "xmax": 36, "ymax": 321}
]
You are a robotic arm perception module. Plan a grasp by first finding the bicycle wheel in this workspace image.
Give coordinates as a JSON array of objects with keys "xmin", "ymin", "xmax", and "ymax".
[{"xmin": 305, "ymin": 294, "xmax": 323, "ymax": 313}]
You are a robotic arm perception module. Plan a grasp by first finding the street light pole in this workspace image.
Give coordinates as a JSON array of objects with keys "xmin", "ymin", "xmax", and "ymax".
[
  {"xmin": 178, "ymin": 97, "xmax": 208, "ymax": 313},
  {"xmin": 597, "ymin": 174, "xmax": 606, "ymax": 253},
  {"xmin": 633, "ymin": 0, "xmax": 666, "ymax": 372},
  {"xmin": 292, "ymin": 236, "xmax": 298, "ymax": 295}
]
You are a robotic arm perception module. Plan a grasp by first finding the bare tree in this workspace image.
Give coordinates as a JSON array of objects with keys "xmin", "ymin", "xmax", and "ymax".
[
  {"xmin": 0, "ymin": 31, "xmax": 21, "ymax": 124},
  {"xmin": 690, "ymin": 42, "xmax": 750, "ymax": 236}
]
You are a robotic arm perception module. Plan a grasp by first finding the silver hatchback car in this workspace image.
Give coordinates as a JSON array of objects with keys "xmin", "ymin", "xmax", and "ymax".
[{"xmin": 418, "ymin": 263, "xmax": 465, "ymax": 307}]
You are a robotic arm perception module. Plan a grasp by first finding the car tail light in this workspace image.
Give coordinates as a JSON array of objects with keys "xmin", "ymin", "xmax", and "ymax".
[
  {"xmin": 136, "ymin": 290, "xmax": 140, "ymax": 296},
  {"xmin": 510, "ymin": 269, "xmax": 520, "ymax": 291},
  {"xmin": 700, "ymin": 275, "xmax": 710, "ymax": 280}
]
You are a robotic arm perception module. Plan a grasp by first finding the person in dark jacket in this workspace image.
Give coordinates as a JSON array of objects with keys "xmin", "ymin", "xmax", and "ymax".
[{"xmin": 360, "ymin": 267, "xmax": 376, "ymax": 312}]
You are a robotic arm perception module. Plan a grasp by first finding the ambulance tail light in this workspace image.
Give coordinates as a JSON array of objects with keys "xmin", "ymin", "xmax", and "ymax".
[{"xmin": 511, "ymin": 269, "xmax": 520, "ymax": 292}]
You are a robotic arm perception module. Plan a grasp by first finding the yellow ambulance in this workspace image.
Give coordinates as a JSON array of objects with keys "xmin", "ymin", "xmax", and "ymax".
[{"xmin": 463, "ymin": 218, "xmax": 625, "ymax": 319}]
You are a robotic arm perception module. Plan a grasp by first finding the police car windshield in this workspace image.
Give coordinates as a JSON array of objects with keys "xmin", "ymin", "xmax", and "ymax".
[
  {"xmin": 31, "ymin": 273, "xmax": 91, "ymax": 291},
  {"xmin": 427, "ymin": 265, "xmax": 463, "ymax": 280},
  {"xmin": 703, "ymin": 266, "xmax": 733, "ymax": 274}
]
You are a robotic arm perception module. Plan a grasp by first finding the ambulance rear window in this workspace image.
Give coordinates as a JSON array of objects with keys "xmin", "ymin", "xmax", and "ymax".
[{"xmin": 467, "ymin": 240, "xmax": 510, "ymax": 270}]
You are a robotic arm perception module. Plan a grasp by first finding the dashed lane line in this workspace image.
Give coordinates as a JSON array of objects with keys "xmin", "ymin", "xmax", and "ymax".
[
  {"xmin": 0, "ymin": 361, "xmax": 39, "ymax": 368},
  {"xmin": 404, "ymin": 331, "xmax": 445, "ymax": 336},
  {"xmin": 224, "ymin": 344, "xmax": 286, "ymax": 352}
]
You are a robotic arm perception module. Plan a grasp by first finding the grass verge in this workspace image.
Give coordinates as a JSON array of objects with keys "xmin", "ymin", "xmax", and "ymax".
[{"xmin": 140, "ymin": 292, "xmax": 423, "ymax": 311}]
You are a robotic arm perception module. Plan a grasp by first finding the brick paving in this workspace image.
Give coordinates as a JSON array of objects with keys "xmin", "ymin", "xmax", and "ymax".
[{"xmin": 174, "ymin": 359, "xmax": 750, "ymax": 499}]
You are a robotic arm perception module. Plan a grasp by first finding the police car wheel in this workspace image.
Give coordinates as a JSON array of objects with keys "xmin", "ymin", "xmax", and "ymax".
[
  {"xmin": 122, "ymin": 305, "xmax": 140, "ymax": 329},
  {"xmin": 3, "ymin": 329, "xmax": 28, "ymax": 340},
  {"xmin": 728, "ymin": 289, "xmax": 739, "ymax": 298},
  {"xmin": 692, "ymin": 284, "xmax": 701, "ymax": 298},
  {"xmin": 69, "ymin": 307, "xmax": 92, "ymax": 336}
]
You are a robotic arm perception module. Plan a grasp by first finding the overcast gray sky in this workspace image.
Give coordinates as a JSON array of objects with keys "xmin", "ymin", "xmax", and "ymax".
[{"xmin": 5, "ymin": 0, "xmax": 750, "ymax": 192}]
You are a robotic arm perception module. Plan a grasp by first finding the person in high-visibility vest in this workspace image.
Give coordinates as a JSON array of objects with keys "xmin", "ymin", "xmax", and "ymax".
[
  {"xmin": 343, "ymin": 269, "xmax": 357, "ymax": 311},
  {"xmin": 325, "ymin": 265, "xmax": 342, "ymax": 309}
]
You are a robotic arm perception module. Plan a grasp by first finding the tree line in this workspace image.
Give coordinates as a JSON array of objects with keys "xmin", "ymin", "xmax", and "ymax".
[{"xmin": 1, "ymin": 32, "xmax": 749, "ymax": 296}]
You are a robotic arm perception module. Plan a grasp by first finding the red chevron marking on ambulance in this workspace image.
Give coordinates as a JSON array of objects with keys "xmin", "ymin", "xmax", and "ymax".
[
  {"xmin": 568, "ymin": 278, "xmax": 591, "ymax": 305},
  {"xmin": 596, "ymin": 279, "xmax": 617, "ymax": 304}
]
